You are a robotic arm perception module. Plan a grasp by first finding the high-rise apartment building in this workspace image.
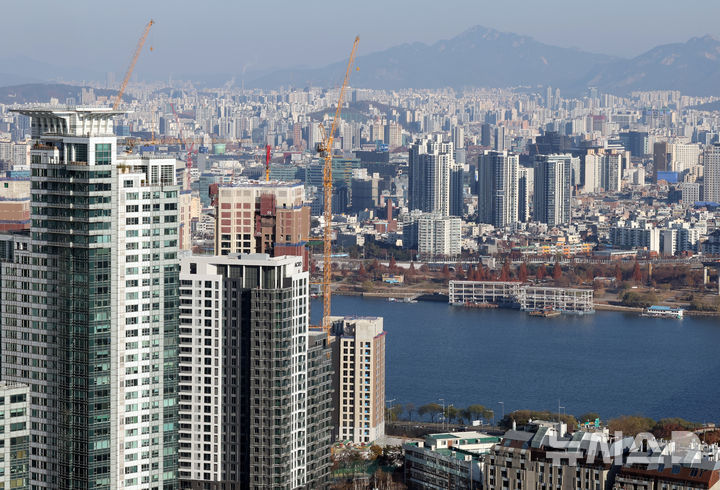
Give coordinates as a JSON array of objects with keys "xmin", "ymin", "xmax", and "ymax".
[
  {"xmin": 330, "ymin": 317, "xmax": 385, "ymax": 445},
  {"xmin": 214, "ymin": 181, "xmax": 310, "ymax": 268},
  {"xmin": 477, "ymin": 150, "xmax": 518, "ymax": 228},
  {"xmin": 2, "ymin": 108, "xmax": 179, "ymax": 489},
  {"xmin": 533, "ymin": 154, "xmax": 573, "ymax": 226},
  {"xmin": 417, "ymin": 214, "xmax": 462, "ymax": 259},
  {"xmin": 177, "ymin": 254, "xmax": 333, "ymax": 489},
  {"xmin": 584, "ymin": 148, "xmax": 622, "ymax": 192},
  {"xmin": 704, "ymin": 144, "xmax": 720, "ymax": 202},
  {"xmin": 517, "ymin": 166, "xmax": 533, "ymax": 223},
  {"xmin": 653, "ymin": 141, "xmax": 671, "ymax": 183},
  {"xmin": 0, "ymin": 382, "xmax": 30, "ymax": 490},
  {"xmin": 408, "ymin": 138, "xmax": 463, "ymax": 217}
]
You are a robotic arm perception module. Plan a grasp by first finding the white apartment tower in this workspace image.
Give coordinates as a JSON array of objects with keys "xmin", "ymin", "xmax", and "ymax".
[
  {"xmin": 2, "ymin": 108, "xmax": 180, "ymax": 489},
  {"xmin": 533, "ymin": 154, "xmax": 573, "ymax": 226},
  {"xmin": 177, "ymin": 254, "xmax": 333, "ymax": 489},
  {"xmin": 477, "ymin": 150, "xmax": 519, "ymax": 228},
  {"xmin": 330, "ymin": 317, "xmax": 385, "ymax": 444}
]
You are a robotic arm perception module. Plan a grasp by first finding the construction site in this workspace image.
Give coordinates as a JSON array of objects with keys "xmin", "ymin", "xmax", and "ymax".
[{"xmin": 448, "ymin": 280, "xmax": 595, "ymax": 314}]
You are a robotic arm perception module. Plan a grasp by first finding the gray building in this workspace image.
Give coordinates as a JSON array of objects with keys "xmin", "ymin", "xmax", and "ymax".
[
  {"xmin": 533, "ymin": 154, "xmax": 574, "ymax": 226},
  {"xmin": 408, "ymin": 138, "xmax": 463, "ymax": 217},
  {"xmin": 177, "ymin": 254, "xmax": 333, "ymax": 489},
  {"xmin": 477, "ymin": 150, "xmax": 519, "ymax": 228}
]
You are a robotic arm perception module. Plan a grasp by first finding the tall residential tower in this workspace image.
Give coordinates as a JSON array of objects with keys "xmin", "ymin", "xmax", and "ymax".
[{"xmin": 2, "ymin": 108, "xmax": 180, "ymax": 490}]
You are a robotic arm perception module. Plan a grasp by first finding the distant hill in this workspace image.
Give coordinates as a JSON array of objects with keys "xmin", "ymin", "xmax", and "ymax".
[
  {"xmin": 247, "ymin": 26, "xmax": 616, "ymax": 91},
  {"xmin": 247, "ymin": 27, "xmax": 720, "ymax": 96},
  {"xmin": 583, "ymin": 35, "xmax": 720, "ymax": 96},
  {"xmin": 0, "ymin": 83, "xmax": 126, "ymax": 105}
]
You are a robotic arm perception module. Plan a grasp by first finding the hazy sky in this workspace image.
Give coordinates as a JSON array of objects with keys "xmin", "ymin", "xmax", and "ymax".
[{"xmin": 2, "ymin": 0, "xmax": 719, "ymax": 81}]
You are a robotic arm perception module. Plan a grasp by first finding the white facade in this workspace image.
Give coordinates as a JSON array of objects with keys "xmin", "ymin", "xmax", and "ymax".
[
  {"xmin": 671, "ymin": 143, "xmax": 700, "ymax": 173},
  {"xmin": 418, "ymin": 214, "xmax": 462, "ymax": 258},
  {"xmin": 177, "ymin": 254, "xmax": 319, "ymax": 488},
  {"xmin": 330, "ymin": 316, "xmax": 385, "ymax": 444},
  {"xmin": 112, "ymin": 155, "xmax": 180, "ymax": 490}
]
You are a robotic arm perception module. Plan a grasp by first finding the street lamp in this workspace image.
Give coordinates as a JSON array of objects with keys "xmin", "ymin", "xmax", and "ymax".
[
  {"xmin": 439, "ymin": 398, "xmax": 445, "ymax": 429},
  {"xmin": 385, "ymin": 398, "xmax": 396, "ymax": 423}
]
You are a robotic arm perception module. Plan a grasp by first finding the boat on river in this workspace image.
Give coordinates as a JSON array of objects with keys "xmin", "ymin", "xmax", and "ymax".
[{"xmin": 641, "ymin": 305, "xmax": 684, "ymax": 319}]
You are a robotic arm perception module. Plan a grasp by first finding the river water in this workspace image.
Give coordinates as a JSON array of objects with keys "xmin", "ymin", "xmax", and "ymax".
[{"xmin": 310, "ymin": 295, "xmax": 720, "ymax": 422}]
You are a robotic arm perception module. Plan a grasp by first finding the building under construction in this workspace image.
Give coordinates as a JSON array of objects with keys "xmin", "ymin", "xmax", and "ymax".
[{"xmin": 449, "ymin": 280, "xmax": 594, "ymax": 314}]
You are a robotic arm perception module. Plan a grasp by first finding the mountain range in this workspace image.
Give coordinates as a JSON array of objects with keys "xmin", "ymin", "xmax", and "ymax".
[
  {"xmin": 246, "ymin": 27, "xmax": 720, "ymax": 96},
  {"xmin": 3, "ymin": 26, "xmax": 720, "ymax": 96}
]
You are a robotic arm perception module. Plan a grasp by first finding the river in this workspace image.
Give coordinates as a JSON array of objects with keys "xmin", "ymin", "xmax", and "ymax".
[{"xmin": 310, "ymin": 295, "xmax": 720, "ymax": 423}]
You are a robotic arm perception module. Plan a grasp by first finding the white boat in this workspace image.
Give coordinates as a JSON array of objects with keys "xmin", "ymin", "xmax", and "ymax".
[{"xmin": 641, "ymin": 306, "xmax": 684, "ymax": 319}]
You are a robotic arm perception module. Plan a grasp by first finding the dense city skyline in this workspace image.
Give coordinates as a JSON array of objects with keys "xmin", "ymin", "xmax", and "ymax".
[{"xmin": 2, "ymin": 4, "xmax": 720, "ymax": 489}]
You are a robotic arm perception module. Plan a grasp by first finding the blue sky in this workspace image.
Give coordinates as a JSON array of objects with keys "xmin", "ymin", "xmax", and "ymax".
[{"xmin": 1, "ymin": 0, "xmax": 718, "ymax": 80}]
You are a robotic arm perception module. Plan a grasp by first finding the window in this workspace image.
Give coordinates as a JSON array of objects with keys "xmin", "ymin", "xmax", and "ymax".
[{"xmin": 95, "ymin": 143, "xmax": 112, "ymax": 165}]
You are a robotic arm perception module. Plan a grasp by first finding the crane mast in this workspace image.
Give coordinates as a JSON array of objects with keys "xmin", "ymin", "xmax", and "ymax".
[
  {"xmin": 113, "ymin": 20, "xmax": 154, "ymax": 110},
  {"xmin": 317, "ymin": 36, "xmax": 359, "ymax": 331},
  {"xmin": 170, "ymin": 103, "xmax": 194, "ymax": 190}
]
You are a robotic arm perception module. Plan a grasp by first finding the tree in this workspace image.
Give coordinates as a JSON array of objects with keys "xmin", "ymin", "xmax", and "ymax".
[
  {"xmin": 607, "ymin": 415, "xmax": 655, "ymax": 436},
  {"xmin": 418, "ymin": 403, "xmax": 443, "ymax": 423},
  {"xmin": 632, "ymin": 261, "xmax": 642, "ymax": 283},
  {"xmin": 518, "ymin": 262, "xmax": 528, "ymax": 283},
  {"xmin": 465, "ymin": 404, "xmax": 493, "ymax": 422},
  {"xmin": 361, "ymin": 280, "xmax": 374, "ymax": 292},
  {"xmin": 552, "ymin": 261, "xmax": 562, "ymax": 281},
  {"xmin": 386, "ymin": 404, "xmax": 403, "ymax": 423},
  {"xmin": 578, "ymin": 412, "xmax": 601, "ymax": 424},
  {"xmin": 407, "ymin": 262, "xmax": 416, "ymax": 276},
  {"xmin": 389, "ymin": 256, "xmax": 397, "ymax": 273},
  {"xmin": 357, "ymin": 264, "xmax": 367, "ymax": 279},
  {"xmin": 536, "ymin": 264, "xmax": 547, "ymax": 282},
  {"xmin": 651, "ymin": 418, "xmax": 698, "ymax": 439},
  {"xmin": 405, "ymin": 402, "xmax": 415, "ymax": 421},
  {"xmin": 614, "ymin": 263, "xmax": 623, "ymax": 284},
  {"xmin": 456, "ymin": 263, "xmax": 465, "ymax": 280},
  {"xmin": 445, "ymin": 406, "xmax": 460, "ymax": 424},
  {"xmin": 442, "ymin": 265, "xmax": 450, "ymax": 281},
  {"xmin": 500, "ymin": 260, "xmax": 511, "ymax": 281}
]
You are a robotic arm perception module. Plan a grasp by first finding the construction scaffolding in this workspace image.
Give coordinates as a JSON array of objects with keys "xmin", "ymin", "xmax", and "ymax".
[{"xmin": 449, "ymin": 281, "xmax": 594, "ymax": 314}]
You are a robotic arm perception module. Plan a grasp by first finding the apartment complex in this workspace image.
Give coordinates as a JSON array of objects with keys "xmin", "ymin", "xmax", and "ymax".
[
  {"xmin": 330, "ymin": 316, "xmax": 385, "ymax": 444},
  {"xmin": 417, "ymin": 214, "xmax": 462, "ymax": 259},
  {"xmin": 0, "ymin": 382, "xmax": 30, "ymax": 490},
  {"xmin": 177, "ymin": 254, "xmax": 332, "ymax": 489},
  {"xmin": 408, "ymin": 138, "xmax": 463, "ymax": 217},
  {"xmin": 1, "ymin": 108, "xmax": 179, "ymax": 489},
  {"xmin": 213, "ymin": 181, "xmax": 310, "ymax": 268},
  {"xmin": 477, "ymin": 150, "xmax": 519, "ymax": 228},
  {"xmin": 533, "ymin": 154, "xmax": 574, "ymax": 226},
  {"xmin": 404, "ymin": 432, "xmax": 499, "ymax": 490}
]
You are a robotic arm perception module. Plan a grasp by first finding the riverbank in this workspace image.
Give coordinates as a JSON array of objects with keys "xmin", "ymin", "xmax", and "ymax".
[{"xmin": 333, "ymin": 290, "xmax": 720, "ymax": 316}]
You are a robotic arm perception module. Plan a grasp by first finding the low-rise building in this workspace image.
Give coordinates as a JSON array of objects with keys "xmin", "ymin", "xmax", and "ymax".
[{"xmin": 405, "ymin": 431, "xmax": 499, "ymax": 490}]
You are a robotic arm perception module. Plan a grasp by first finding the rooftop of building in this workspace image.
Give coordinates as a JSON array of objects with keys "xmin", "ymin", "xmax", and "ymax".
[{"xmin": 219, "ymin": 179, "xmax": 304, "ymax": 189}]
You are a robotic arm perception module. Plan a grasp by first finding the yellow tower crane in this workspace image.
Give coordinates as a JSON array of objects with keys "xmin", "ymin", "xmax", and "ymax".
[
  {"xmin": 113, "ymin": 19, "xmax": 154, "ymax": 110},
  {"xmin": 316, "ymin": 36, "xmax": 359, "ymax": 333}
]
